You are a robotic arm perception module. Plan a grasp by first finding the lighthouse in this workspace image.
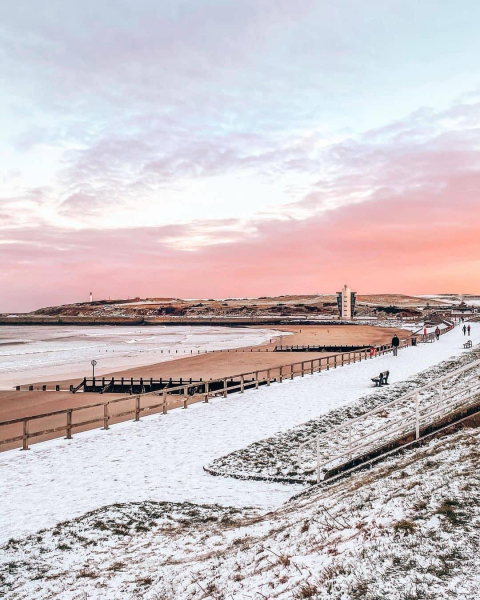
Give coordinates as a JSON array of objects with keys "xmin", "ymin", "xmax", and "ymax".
[{"xmin": 89, "ymin": 292, "xmax": 93, "ymax": 303}]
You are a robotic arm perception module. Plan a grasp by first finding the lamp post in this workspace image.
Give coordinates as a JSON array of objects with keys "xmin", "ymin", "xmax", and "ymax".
[{"xmin": 91, "ymin": 359, "xmax": 97, "ymax": 382}]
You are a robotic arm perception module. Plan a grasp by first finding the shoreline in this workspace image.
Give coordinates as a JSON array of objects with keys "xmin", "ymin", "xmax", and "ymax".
[{"xmin": 0, "ymin": 325, "xmax": 280, "ymax": 390}]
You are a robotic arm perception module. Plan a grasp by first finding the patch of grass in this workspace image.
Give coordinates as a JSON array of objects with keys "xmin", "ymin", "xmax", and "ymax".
[
  {"xmin": 297, "ymin": 582, "xmax": 318, "ymax": 598},
  {"xmin": 278, "ymin": 554, "xmax": 291, "ymax": 567},
  {"xmin": 436, "ymin": 499, "xmax": 464, "ymax": 525},
  {"xmin": 393, "ymin": 520, "xmax": 416, "ymax": 535},
  {"xmin": 350, "ymin": 579, "xmax": 370, "ymax": 599},
  {"xmin": 57, "ymin": 543, "xmax": 71, "ymax": 551},
  {"xmin": 136, "ymin": 576, "xmax": 153, "ymax": 586},
  {"xmin": 108, "ymin": 562, "xmax": 124, "ymax": 572},
  {"xmin": 77, "ymin": 568, "xmax": 98, "ymax": 579},
  {"xmin": 300, "ymin": 520, "xmax": 310, "ymax": 533}
]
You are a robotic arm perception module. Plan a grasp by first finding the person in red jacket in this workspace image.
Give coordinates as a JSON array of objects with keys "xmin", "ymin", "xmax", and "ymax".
[{"xmin": 435, "ymin": 326, "xmax": 440, "ymax": 340}]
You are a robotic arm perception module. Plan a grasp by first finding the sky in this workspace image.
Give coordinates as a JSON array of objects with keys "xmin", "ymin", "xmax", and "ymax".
[{"xmin": 1, "ymin": 0, "xmax": 480, "ymax": 312}]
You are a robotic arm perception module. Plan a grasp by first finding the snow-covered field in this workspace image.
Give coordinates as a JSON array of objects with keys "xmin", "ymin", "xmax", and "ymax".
[
  {"xmin": 0, "ymin": 323, "xmax": 476, "ymax": 545},
  {"xmin": 2, "ymin": 428, "xmax": 478, "ymax": 599}
]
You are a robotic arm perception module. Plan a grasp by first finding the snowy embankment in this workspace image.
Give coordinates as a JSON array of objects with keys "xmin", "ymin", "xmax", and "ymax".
[
  {"xmin": 0, "ymin": 324, "xmax": 475, "ymax": 544},
  {"xmin": 207, "ymin": 336, "xmax": 480, "ymax": 483},
  {"xmin": 1, "ymin": 428, "xmax": 478, "ymax": 599}
]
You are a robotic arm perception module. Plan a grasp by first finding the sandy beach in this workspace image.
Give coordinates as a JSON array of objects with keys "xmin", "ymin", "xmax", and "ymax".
[{"xmin": 0, "ymin": 324, "xmax": 409, "ymax": 449}]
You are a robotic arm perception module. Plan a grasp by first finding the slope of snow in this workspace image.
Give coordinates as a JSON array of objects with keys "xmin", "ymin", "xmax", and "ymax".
[
  {"xmin": 0, "ymin": 323, "xmax": 475, "ymax": 543},
  {"xmin": 1, "ymin": 428, "xmax": 478, "ymax": 599},
  {"xmin": 207, "ymin": 337, "xmax": 480, "ymax": 482}
]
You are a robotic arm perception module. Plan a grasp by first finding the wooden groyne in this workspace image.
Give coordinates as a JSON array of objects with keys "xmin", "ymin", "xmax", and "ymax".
[{"xmin": 274, "ymin": 344, "xmax": 389, "ymax": 352}]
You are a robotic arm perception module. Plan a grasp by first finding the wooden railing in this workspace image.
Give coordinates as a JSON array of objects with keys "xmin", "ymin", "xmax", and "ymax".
[{"xmin": 0, "ymin": 341, "xmax": 410, "ymax": 451}]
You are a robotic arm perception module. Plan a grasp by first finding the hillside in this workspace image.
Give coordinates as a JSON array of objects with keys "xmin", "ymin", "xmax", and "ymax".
[
  {"xmin": 25, "ymin": 294, "xmax": 446, "ymax": 320},
  {"xmin": 1, "ymin": 428, "xmax": 478, "ymax": 599}
]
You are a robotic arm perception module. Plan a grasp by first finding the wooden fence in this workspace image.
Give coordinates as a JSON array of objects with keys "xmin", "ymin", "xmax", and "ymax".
[{"xmin": 0, "ymin": 341, "xmax": 409, "ymax": 452}]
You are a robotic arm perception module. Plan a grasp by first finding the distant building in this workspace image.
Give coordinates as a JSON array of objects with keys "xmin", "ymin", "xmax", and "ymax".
[{"xmin": 336, "ymin": 284, "xmax": 356, "ymax": 319}]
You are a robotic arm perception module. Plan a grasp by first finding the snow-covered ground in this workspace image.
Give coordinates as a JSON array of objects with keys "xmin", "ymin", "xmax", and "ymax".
[
  {"xmin": 2, "ymin": 428, "xmax": 478, "ymax": 599},
  {"xmin": 0, "ymin": 323, "xmax": 476, "ymax": 544}
]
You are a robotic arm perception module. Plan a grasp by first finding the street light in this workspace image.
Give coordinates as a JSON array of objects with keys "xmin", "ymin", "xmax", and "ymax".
[{"xmin": 91, "ymin": 359, "xmax": 97, "ymax": 381}]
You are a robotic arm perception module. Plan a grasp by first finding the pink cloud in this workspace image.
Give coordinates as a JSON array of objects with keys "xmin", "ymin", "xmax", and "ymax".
[{"xmin": 2, "ymin": 100, "xmax": 480, "ymax": 311}]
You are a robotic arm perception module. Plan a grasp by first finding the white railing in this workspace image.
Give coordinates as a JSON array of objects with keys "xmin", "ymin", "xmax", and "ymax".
[{"xmin": 298, "ymin": 358, "xmax": 480, "ymax": 482}]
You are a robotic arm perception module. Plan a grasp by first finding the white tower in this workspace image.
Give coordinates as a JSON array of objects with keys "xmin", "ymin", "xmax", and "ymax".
[
  {"xmin": 89, "ymin": 292, "xmax": 93, "ymax": 303},
  {"xmin": 336, "ymin": 284, "xmax": 356, "ymax": 319}
]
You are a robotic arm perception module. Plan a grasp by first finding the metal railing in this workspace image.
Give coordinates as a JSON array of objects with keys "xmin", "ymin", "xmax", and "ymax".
[{"xmin": 298, "ymin": 357, "xmax": 480, "ymax": 482}]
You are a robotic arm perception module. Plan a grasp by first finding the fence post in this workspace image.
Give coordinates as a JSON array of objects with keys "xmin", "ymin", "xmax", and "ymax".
[
  {"xmin": 103, "ymin": 404, "xmax": 109, "ymax": 430},
  {"xmin": 66, "ymin": 409, "xmax": 73, "ymax": 439},
  {"xmin": 223, "ymin": 379, "xmax": 228, "ymax": 397},
  {"xmin": 267, "ymin": 370, "xmax": 271, "ymax": 385},
  {"xmin": 334, "ymin": 355, "xmax": 337, "ymax": 369},
  {"xmin": 310, "ymin": 361, "xmax": 314, "ymax": 375},
  {"xmin": 415, "ymin": 393, "xmax": 420, "ymax": 439},
  {"xmin": 162, "ymin": 390, "xmax": 168, "ymax": 414},
  {"xmin": 183, "ymin": 386, "xmax": 188, "ymax": 409},
  {"xmin": 291, "ymin": 365, "xmax": 294, "ymax": 380},
  {"xmin": 255, "ymin": 372, "xmax": 259, "ymax": 389},
  {"xmin": 279, "ymin": 366, "xmax": 283, "ymax": 383},
  {"xmin": 301, "ymin": 362, "xmax": 305, "ymax": 377},
  {"xmin": 22, "ymin": 420, "xmax": 29, "ymax": 450},
  {"xmin": 240, "ymin": 375, "xmax": 245, "ymax": 393},
  {"xmin": 204, "ymin": 381, "xmax": 209, "ymax": 402},
  {"xmin": 135, "ymin": 396, "xmax": 140, "ymax": 421}
]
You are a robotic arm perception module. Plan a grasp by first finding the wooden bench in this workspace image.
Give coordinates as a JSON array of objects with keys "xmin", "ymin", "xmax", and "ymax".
[
  {"xmin": 371, "ymin": 370, "xmax": 389, "ymax": 387},
  {"xmin": 464, "ymin": 340, "xmax": 472, "ymax": 349}
]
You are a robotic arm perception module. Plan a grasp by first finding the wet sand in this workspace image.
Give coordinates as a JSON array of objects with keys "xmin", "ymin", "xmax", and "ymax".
[{"xmin": 0, "ymin": 325, "xmax": 409, "ymax": 449}]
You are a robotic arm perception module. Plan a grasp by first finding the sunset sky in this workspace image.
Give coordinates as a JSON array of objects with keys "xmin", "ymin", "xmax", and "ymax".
[{"xmin": 1, "ymin": 1, "xmax": 480, "ymax": 312}]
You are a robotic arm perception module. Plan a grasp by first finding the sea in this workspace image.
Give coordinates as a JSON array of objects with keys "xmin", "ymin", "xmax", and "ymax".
[{"xmin": 0, "ymin": 325, "xmax": 276, "ymax": 388}]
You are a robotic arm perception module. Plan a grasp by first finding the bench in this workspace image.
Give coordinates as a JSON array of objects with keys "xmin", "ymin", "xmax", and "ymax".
[
  {"xmin": 464, "ymin": 340, "xmax": 472, "ymax": 349},
  {"xmin": 371, "ymin": 370, "xmax": 389, "ymax": 387}
]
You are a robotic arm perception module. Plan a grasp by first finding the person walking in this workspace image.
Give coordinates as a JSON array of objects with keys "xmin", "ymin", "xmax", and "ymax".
[
  {"xmin": 468, "ymin": 324, "xmax": 471, "ymax": 336},
  {"xmin": 435, "ymin": 326, "xmax": 440, "ymax": 341},
  {"xmin": 392, "ymin": 334, "xmax": 400, "ymax": 356},
  {"xmin": 463, "ymin": 324, "xmax": 467, "ymax": 336}
]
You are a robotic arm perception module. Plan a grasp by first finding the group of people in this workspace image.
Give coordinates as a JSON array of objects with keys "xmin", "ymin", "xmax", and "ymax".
[
  {"xmin": 422, "ymin": 326, "xmax": 442, "ymax": 341},
  {"xmin": 463, "ymin": 324, "xmax": 471, "ymax": 336}
]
